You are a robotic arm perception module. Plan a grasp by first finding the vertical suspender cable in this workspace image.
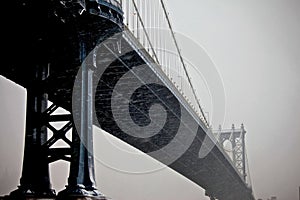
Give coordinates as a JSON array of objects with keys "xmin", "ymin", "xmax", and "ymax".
[
  {"xmin": 136, "ymin": 0, "xmax": 139, "ymax": 40},
  {"xmin": 159, "ymin": 0, "xmax": 208, "ymax": 126},
  {"xmin": 132, "ymin": 0, "xmax": 135, "ymax": 34},
  {"xmin": 158, "ymin": 1, "xmax": 161, "ymax": 64},
  {"xmin": 131, "ymin": 0, "xmax": 159, "ymax": 64},
  {"xmin": 154, "ymin": 0, "xmax": 157, "ymax": 59},
  {"xmin": 142, "ymin": 0, "xmax": 146, "ymax": 46},
  {"xmin": 126, "ymin": 0, "xmax": 129, "ymax": 26},
  {"xmin": 159, "ymin": 5, "xmax": 163, "ymax": 66}
]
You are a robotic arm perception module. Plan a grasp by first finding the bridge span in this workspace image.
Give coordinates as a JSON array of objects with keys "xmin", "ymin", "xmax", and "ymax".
[{"xmin": 1, "ymin": 0, "xmax": 255, "ymax": 200}]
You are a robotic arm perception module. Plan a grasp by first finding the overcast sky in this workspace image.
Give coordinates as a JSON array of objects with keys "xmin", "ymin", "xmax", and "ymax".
[
  {"xmin": 1, "ymin": 0, "xmax": 300, "ymax": 200},
  {"xmin": 165, "ymin": 0, "xmax": 300, "ymax": 199}
]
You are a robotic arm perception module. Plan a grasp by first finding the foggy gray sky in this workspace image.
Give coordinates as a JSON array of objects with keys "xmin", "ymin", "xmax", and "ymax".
[
  {"xmin": 165, "ymin": 0, "xmax": 300, "ymax": 199},
  {"xmin": 1, "ymin": 0, "xmax": 300, "ymax": 200}
]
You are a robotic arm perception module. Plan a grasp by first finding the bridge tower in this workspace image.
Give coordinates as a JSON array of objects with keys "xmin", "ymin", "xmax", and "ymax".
[
  {"xmin": 217, "ymin": 124, "xmax": 247, "ymax": 181},
  {"xmin": 4, "ymin": 0, "xmax": 123, "ymax": 199}
]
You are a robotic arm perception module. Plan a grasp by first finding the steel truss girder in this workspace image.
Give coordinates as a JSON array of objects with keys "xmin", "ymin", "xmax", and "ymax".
[
  {"xmin": 217, "ymin": 124, "xmax": 247, "ymax": 181},
  {"xmin": 42, "ymin": 103, "xmax": 73, "ymax": 163}
]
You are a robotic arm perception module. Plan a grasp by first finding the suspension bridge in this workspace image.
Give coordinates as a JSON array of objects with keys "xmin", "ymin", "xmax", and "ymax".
[{"xmin": 1, "ymin": 0, "xmax": 255, "ymax": 199}]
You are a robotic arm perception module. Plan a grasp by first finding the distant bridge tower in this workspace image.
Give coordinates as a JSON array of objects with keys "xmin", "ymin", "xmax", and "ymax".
[{"xmin": 216, "ymin": 124, "xmax": 247, "ymax": 181}]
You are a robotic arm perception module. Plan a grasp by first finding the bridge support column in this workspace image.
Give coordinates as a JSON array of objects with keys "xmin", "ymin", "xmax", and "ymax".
[
  {"xmin": 9, "ymin": 65, "xmax": 56, "ymax": 198},
  {"xmin": 57, "ymin": 35, "xmax": 105, "ymax": 199}
]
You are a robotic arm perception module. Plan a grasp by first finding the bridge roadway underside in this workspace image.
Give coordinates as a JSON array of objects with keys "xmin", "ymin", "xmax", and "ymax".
[{"xmin": 1, "ymin": 2, "xmax": 254, "ymax": 200}]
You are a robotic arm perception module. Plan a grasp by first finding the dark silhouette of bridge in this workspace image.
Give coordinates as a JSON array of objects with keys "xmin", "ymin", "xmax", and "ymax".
[{"xmin": 1, "ymin": 0, "xmax": 255, "ymax": 200}]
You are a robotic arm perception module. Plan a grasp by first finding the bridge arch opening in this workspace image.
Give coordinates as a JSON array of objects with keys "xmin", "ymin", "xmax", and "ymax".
[{"xmin": 222, "ymin": 139, "xmax": 234, "ymax": 160}]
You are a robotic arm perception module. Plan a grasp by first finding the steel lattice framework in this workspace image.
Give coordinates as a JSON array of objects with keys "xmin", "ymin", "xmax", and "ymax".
[{"xmin": 216, "ymin": 124, "xmax": 247, "ymax": 181}]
